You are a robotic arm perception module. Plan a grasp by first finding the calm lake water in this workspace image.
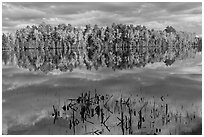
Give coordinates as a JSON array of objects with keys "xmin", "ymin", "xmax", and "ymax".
[{"xmin": 2, "ymin": 50, "xmax": 202, "ymax": 135}]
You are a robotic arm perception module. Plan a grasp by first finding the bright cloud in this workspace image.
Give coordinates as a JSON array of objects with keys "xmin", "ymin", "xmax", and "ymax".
[{"xmin": 2, "ymin": 2, "xmax": 202, "ymax": 35}]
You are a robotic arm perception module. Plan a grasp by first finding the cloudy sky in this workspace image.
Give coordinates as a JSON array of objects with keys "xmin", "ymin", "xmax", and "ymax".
[{"xmin": 2, "ymin": 2, "xmax": 202, "ymax": 35}]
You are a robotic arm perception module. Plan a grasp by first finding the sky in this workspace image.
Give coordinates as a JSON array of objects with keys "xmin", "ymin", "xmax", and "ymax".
[{"xmin": 2, "ymin": 2, "xmax": 202, "ymax": 35}]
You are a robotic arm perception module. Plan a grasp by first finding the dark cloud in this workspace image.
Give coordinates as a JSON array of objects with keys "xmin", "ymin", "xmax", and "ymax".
[{"xmin": 2, "ymin": 2, "xmax": 202, "ymax": 35}]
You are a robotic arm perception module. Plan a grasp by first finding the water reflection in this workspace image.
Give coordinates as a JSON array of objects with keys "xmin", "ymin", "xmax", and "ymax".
[
  {"xmin": 2, "ymin": 43, "xmax": 199, "ymax": 73},
  {"xmin": 2, "ymin": 44, "xmax": 202, "ymax": 135}
]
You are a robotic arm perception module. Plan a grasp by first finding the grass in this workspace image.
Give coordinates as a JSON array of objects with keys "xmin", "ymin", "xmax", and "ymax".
[{"xmin": 51, "ymin": 89, "xmax": 201, "ymax": 135}]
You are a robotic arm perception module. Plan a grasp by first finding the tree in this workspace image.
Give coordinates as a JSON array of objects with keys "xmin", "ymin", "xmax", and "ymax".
[
  {"xmin": 2, "ymin": 33, "xmax": 8, "ymax": 48},
  {"xmin": 164, "ymin": 26, "xmax": 176, "ymax": 33}
]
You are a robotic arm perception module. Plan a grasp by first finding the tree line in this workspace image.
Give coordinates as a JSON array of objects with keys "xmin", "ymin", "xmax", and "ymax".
[
  {"xmin": 2, "ymin": 22, "xmax": 202, "ymax": 72},
  {"xmin": 2, "ymin": 22, "xmax": 202, "ymax": 52}
]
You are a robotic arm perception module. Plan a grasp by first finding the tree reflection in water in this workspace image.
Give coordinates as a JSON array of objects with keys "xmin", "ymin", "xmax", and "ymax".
[
  {"xmin": 2, "ymin": 39, "xmax": 201, "ymax": 135},
  {"xmin": 2, "ymin": 42, "xmax": 199, "ymax": 73}
]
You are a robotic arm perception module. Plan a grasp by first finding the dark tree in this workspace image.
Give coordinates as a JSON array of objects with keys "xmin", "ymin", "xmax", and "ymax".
[{"xmin": 164, "ymin": 26, "xmax": 176, "ymax": 33}]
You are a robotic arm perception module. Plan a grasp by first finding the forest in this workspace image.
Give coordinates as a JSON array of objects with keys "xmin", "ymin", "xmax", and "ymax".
[
  {"xmin": 2, "ymin": 23, "xmax": 202, "ymax": 72},
  {"xmin": 2, "ymin": 22, "xmax": 202, "ymax": 52}
]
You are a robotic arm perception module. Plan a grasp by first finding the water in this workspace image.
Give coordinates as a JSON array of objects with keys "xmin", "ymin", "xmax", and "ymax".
[{"xmin": 2, "ymin": 49, "xmax": 202, "ymax": 135}]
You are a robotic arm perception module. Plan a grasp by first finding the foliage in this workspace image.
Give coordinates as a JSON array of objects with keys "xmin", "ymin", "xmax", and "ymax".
[{"xmin": 2, "ymin": 23, "xmax": 201, "ymax": 71}]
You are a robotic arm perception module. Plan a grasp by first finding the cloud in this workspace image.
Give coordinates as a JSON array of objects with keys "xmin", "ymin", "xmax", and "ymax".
[
  {"xmin": 2, "ymin": 3, "xmax": 46, "ymax": 21},
  {"xmin": 2, "ymin": 108, "xmax": 49, "ymax": 135},
  {"xmin": 2, "ymin": 67, "xmax": 49, "ymax": 92},
  {"xmin": 2, "ymin": 2, "xmax": 202, "ymax": 35}
]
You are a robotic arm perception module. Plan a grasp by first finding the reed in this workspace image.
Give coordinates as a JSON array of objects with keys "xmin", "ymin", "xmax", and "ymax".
[{"xmin": 50, "ymin": 89, "xmax": 198, "ymax": 135}]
